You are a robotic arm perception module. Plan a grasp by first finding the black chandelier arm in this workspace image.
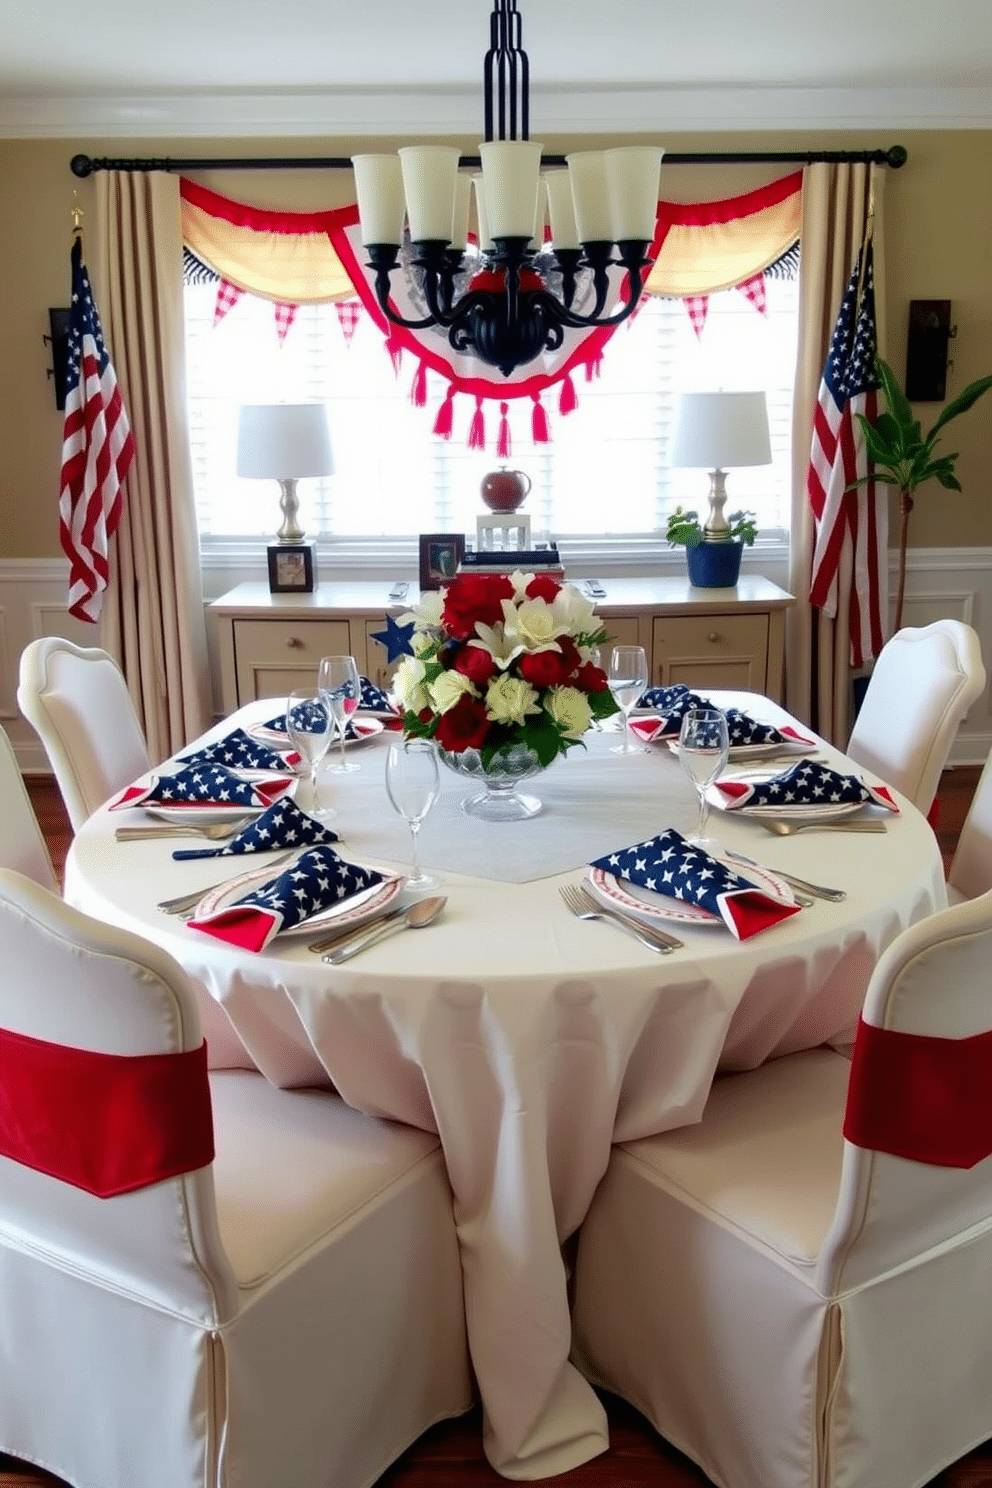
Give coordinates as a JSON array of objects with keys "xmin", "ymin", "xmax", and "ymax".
[{"xmin": 364, "ymin": 244, "xmax": 446, "ymax": 330}]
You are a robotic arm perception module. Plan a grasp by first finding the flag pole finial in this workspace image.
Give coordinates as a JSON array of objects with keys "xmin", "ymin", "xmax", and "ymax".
[{"xmin": 71, "ymin": 192, "xmax": 84, "ymax": 240}]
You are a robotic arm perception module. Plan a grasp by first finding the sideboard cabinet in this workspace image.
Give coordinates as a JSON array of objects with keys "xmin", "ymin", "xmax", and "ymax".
[{"xmin": 209, "ymin": 576, "xmax": 794, "ymax": 714}]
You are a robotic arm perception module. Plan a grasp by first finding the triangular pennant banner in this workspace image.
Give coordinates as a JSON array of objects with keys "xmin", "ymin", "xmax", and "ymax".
[
  {"xmin": 736, "ymin": 272, "xmax": 768, "ymax": 316},
  {"xmin": 335, "ymin": 299, "xmax": 362, "ymax": 343},
  {"xmin": 274, "ymin": 303, "xmax": 298, "ymax": 342},
  {"xmin": 684, "ymin": 295, "xmax": 709, "ymax": 337},
  {"xmin": 213, "ymin": 279, "xmax": 245, "ymax": 326}
]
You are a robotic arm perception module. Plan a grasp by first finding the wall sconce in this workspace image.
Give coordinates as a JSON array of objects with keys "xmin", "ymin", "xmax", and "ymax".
[{"xmin": 44, "ymin": 308, "xmax": 71, "ymax": 410}]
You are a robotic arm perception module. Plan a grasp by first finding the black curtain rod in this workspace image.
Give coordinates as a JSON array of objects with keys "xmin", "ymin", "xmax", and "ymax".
[{"xmin": 70, "ymin": 145, "xmax": 908, "ymax": 177}]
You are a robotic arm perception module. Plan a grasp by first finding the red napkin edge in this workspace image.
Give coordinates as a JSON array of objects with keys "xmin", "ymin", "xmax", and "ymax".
[
  {"xmin": 186, "ymin": 906, "xmax": 278, "ymax": 953},
  {"xmin": 722, "ymin": 891, "xmax": 803, "ymax": 940}
]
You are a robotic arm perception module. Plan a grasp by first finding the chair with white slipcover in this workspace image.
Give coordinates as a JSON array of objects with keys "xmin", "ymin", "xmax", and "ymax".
[
  {"xmin": 845, "ymin": 617, "xmax": 985, "ymax": 816},
  {"xmin": 17, "ymin": 636, "xmax": 151, "ymax": 831},
  {"xmin": 0, "ymin": 868, "xmax": 472, "ymax": 1488},
  {"xmin": 571, "ymin": 887, "xmax": 992, "ymax": 1488},
  {"xmin": 0, "ymin": 723, "xmax": 58, "ymax": 891},
  {"xmin": 947, "ymin": 745, "xmax": 992, "ymax": 903}
]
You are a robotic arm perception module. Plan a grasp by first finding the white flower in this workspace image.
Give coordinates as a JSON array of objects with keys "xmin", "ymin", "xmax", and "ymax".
[
  {"xmin": 429, "ymin": 668, "xmax": 478, "ymax": 714},
  {"xmin": 400, "ymin": 591, "xmax": 444, "ymax": 631},
  {"xmin": 391, "ymin": 655, "xmax": 429, "ymax": 714},
  {"xmin": 471, "ymin": 622, "xmax": 525, "ymax": 669},
  {"xmin": 554, "ymin": 583, "xmax": 598, "ymax": 636},
  {"xmin": 485, "ymin": 672, "xmax": 541, "ymax": 726},
  {"xmin": 545, "ymin": 685, "xmax": 593, "ymax": 737},
  {"xmin": 501, "ymin": 595, "xmax": 571, "ymax": 652}
]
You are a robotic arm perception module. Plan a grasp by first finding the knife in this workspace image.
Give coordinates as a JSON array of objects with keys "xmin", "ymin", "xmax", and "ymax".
[{"xmin": 307, "ymin": 901, "xmax": 408, "ymax": 954}]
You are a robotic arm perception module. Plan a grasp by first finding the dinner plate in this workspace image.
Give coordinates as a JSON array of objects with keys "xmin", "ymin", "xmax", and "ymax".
[
  {"xmin": 193, "ymin": 859, "xmax": 404, "ymax": 938},
  {"xmin": 705, "ymin": 768, "xmax": 866, "ymax": 822},
  {"xmin": 249, "ymin": 715, "xmax": 386, "ymax": 748},
  {"xmin": 588, "ymin": 857, "xmax": 793, "ymax": 927},
  {"xmin": 665, "ymin": 737, "xmax": 818, "ymax": 762}
]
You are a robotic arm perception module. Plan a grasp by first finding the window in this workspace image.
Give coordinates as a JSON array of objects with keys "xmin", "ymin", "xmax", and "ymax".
[{"xmin": 184, "ymin": 271, "xmax": 798, "ymax": 550}]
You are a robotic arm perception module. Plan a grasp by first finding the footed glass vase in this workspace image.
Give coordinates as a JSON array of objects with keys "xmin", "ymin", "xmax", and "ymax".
[{"xmin": 438, "ymin": 742, "xmax": 547, "ymax": 821}]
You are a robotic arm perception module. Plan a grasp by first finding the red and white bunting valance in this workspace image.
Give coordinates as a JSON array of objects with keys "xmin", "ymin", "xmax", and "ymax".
[{"xmin": 180, "ymin": 171, "xmax": 802, "ymax": 450}]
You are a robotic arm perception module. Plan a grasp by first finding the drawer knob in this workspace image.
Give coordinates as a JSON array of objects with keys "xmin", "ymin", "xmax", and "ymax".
[
  {"xmin": 286, "ymin": 636, "xmax": 304, "ymax": 650},
  {"xmin": 707, "ymin": 631, "xmax": 720, "ymax": 643}
]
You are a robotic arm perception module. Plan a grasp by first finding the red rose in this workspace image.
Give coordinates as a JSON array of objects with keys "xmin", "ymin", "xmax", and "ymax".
[
  {"xmin": 442, "ymin": 574, "xmax": 514, "ymax": 641},
  {"xmin": 555, "ymin": 636, "xmax": 581, "ymax": 676},
  {"xmin": 518, "ymin": 649, "xmax": 569, "ymax": 688},
  {"xmin": 525, "ymin": 574, "xmax": 561, "ymax": 603},
  {"xmin": 453, "ymin": 643, "xmax": 497, "ymax": 687},
  {"xmin": 574, "ymin": 661, "xmax": 608, "ymax": 693},
  {"xmin": 434, "ymin": 695, "xmax": 490, "ymax": 753}
]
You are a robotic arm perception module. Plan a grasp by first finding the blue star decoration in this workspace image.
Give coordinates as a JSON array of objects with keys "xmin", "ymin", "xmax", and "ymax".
[{"xmin": 370, "ymin": 613, "xmax": 416, "ymax": 662}]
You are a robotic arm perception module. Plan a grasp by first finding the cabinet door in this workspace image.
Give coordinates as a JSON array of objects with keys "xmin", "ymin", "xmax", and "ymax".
[
  {"xmin": 652, "ymin": 614, "xmax": 769, "ymax": 693},
  {"xmin": 232, "ymin": 619, "xmax": 357, "ymax": 702}
]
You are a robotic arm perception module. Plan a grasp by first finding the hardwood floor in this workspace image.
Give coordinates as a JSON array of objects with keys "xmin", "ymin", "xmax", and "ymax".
[{"xmin": 3, "ymin": 767, "xmax": 987, "ymax": 1488}]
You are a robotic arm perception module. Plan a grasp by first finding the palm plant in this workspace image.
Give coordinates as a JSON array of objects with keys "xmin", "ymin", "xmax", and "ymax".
[{"xmin": 849, "ymin": 357, "xmax": 992, "ymax": 630}]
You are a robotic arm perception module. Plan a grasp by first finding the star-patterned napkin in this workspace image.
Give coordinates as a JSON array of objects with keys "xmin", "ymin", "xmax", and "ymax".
[
  {"xmin": 259, "ymin": 705, "xmax": 377, "ymax": 742},
  {"xmin": 712, "ymin": 760, "xmax": 899, "ymax": 813},
  {"xmin": 186, "ymin": 845, "xmax": 388, "ymax": 952},
  {"xmin": 171, "ymin": 796, "xmax": 340, "ymax": 859},
  {"xmin": 177, "ymin": 727, "xmax": 300, "ymax": 773},
  {"xmin": 630, "ymin": 689, "xmax": 815, "ymax": 749},
  {"xmin": 358, "ymin": 675, "xmax": 400, "ymax": 715},
  {"xmin": 109, "ymin": 764, "xmax": 294, "ymax": 812},
  {"xmin": 590, "ymin": 829, "xmax": 801, "ymax": 940}
]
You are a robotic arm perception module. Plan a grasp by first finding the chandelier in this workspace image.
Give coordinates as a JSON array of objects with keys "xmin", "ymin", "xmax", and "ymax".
[{"xmin": 351, "ymin": 0, "xmax": 663, "ymax": 378}]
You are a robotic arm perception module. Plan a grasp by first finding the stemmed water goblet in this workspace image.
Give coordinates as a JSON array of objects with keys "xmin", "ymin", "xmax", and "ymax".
[
  {"xmin": 678, "ymin": 707, "xmax": 730, "ymax": 851},
  {"xmin": 384, "ymin": 739, "xmax": 440, "ymax": 891},
  {"xmin": 607, "ymin": 644, "xmax": 649, "ymax": 755},
  {"xmin": 284, "ymin": 688, "xmax": 334, "ymax": 819},
  {"xmin": 318, "ymin": 654, "xmax": 361, "ymax": 775}
]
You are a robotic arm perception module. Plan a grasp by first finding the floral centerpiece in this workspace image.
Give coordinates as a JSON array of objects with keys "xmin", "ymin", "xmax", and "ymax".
[{"xmin": 393, "ymin": 571, "xmax": 620, "ymax": 771}]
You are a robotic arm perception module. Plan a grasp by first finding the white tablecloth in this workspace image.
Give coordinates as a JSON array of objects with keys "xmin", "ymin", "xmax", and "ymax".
[{"xmin": 65, "ymin": 692, "xmax": 947, "ymax": 1479}]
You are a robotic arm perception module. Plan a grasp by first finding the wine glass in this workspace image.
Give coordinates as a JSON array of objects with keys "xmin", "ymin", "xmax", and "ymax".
[
  {"xmin": 285, "ymin": 688, "xmax": 334, "ymax": 819},
  {"xmin": 678, "ymin": 707, "xmax": 730, "ymax": 850},
  {"xmin": 607, "ymin": 645, "xmax": 649, "ymax": 755},
  {"xmin": 385, "ymin": 740, "xmax": 440, "ymax": 890},
  {"xmin": 318, "ymin": 654, "xmax": 361, "ymax": 775}
]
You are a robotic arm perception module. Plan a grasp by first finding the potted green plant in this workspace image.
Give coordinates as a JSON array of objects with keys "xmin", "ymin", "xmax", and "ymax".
[
  {"xmin": 665, "ymin": 506, "xmax": 758, "ymax": 588},
  {"xmin": 849, "ymin": 356, "xmax": 992, "ymax": 631}
]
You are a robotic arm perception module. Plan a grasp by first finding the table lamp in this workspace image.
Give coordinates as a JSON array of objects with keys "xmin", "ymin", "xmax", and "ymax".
[
  {"xmin": 669, "ymin": 391, "xmax": 771, "ymax": 541},
  {"xmin": 236, "ymin": 403, "xmax": 333, "ymax": 545}
]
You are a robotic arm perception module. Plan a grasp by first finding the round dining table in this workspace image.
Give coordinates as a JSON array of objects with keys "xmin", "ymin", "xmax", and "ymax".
[{"xmin": 64, "ymin": 690, "xmax": 947, "ymax": 1480}]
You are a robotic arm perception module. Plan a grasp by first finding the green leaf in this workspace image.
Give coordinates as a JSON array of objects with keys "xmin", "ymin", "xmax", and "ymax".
[
  {"xmin": 928, "ymin": 373, "xmax": 992, "ymax": 437},
  {"xmin": 876, "ymin": 357, "xmax": 915, "ymax": 428}
]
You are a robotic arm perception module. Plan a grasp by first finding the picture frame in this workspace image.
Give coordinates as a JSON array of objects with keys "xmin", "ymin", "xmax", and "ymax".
[
  {"xmin": 267, "ymin": 543, "xmax": 316, "ymax": 594},
  {"xmin": 419, "ymin": 532, "xmax": 465, "ymax": 591}
]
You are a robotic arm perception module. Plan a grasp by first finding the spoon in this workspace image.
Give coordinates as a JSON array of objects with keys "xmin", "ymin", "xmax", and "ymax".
[{"xmin": 324, "ymin": 895, "xmax": 447, "ymax": 963}]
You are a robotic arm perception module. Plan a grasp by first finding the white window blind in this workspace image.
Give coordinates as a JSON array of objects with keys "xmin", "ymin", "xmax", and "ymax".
[{"xmin": 184, "ymin": 272, "xmax": 798, "ymax": 545}]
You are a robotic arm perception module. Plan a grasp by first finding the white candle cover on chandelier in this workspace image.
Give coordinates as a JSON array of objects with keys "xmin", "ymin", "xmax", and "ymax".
[
  {"xmin": 566, "ymin": 151, "xmax": 612, "ymax": 243},
  {"xmin": 606, "ymin": 146, "xmax": 665, "ymax": 241},
  {"xmin": 544, "ymin": 171, "xmax": 580, "ymax": 251},
  {"xmin": 451, "ymin": 173, "xmax": 473, "ymax": 252},
  {"xmin": 352, "ymin": 154, "xmax": 406, "ymax": 247},
  {"xmin": 399, "ymin": 146, "xmax": 460, "ymax": 242},
  {"xmin": 479, "ymin": 140, "xmax": 544, "ymax": 239}
]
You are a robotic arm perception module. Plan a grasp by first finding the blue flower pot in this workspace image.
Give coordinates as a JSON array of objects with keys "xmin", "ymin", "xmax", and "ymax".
[{"xmin": 686, "ymin": 541, "xmax": 744, "ymax": 589}]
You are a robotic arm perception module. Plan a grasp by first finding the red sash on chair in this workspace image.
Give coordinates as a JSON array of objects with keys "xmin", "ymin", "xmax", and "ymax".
[
  {"xmin": 844, "ymin": 1017, "xmax": 992, "ymax": 1169},
  {"xmin": 0, "ymin": 1029, "xmax": 214, "ymax": 1197}
]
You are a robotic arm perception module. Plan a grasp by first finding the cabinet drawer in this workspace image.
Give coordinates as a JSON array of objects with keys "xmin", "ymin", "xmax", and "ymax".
[
  {"xmin": 232, "ymin": 618, "xmax": 355, "ymax": 703},
  {"xmin": 652, "ymin": 613, "xmax": 769, "ymax": 692}
]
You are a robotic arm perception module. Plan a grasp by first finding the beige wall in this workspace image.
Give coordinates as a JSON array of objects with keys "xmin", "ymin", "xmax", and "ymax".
[{"xmin": 2, "ymin": 128, "xmax": 990, "ymax": 560}]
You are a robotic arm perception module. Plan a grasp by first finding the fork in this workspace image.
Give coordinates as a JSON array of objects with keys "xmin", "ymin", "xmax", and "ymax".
[
  {"xmin": 157, "ymin": 848, "xmax": 297, "ymax": 915},
  {"xmin": 755, "ymin": 817, "xmax": 887, "ymax": 837},
  {"xmin": 559, "ymin": 884, "xmax": 681, "ymax": 953},
  {"xmin": 116, "ymin": 818, "xmax": 255, "ymax": 843}
]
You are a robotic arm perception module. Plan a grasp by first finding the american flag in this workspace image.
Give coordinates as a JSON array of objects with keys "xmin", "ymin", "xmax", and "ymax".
[
  {"xmin": 807, "ymin": 241, "xmax": 886, "ymax": 667},
  {"xmin": 109, "ymin": 763, "xmax": 293, "ymax": 812},
  {"xmin": 58, "ymin": 237, "xmax": 135, "ymax": 623},
  {"xmin": 177, "ymin": 727, "xmax": 300, "ymax": 773},
  {"xmin": 714, "ymin": 760, "xmax": 899, "ymax": 812}
]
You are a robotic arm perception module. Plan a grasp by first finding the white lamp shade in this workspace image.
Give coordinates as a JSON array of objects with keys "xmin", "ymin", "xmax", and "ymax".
[
  {"xmin": 670, "ymin": 391, "xmax": 772, "ymax": 469},
  {"xmin": 236, "ymin": 404, "xmax": 334, "ymax": 480},
  {"xmin": 472, "ymin": 174, "xmax": 493, "ymax": 251},
  {"xmin": 545, "ymin": 171, "xmax": 579, "ymax": 251},
  {"xmin": 479, "ymin": 140, "xmax": 544, "ymax": 240},
  {"xmin": 605, "ymin": 146, "xmax": 664, "ymax": 241},
  {"xmin": 565, "ymin": 151, "xmax": 611, "ymax": 243},
  {"xmin": 352, "ymin": 154, "xmax": 406, "ymax": 247},
  {"xmin": 451, "ymin": 173, "xmax": 473, "ymax": 251},
  {"xmin": 399, "ymin": 146, "xmax": 460, "ymax": 242}
]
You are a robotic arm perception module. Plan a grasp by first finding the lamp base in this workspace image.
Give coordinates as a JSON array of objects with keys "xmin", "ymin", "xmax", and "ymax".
[{"xmin": 267, "ymin": 543, "xmax": 317, "ymax": 594}]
